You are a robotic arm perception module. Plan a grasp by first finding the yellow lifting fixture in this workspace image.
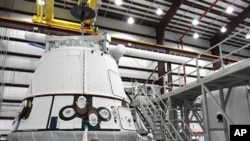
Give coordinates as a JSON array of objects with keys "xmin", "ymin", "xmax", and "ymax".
[{"xmin": 33, "ymin": 0, "xmax": 99, "ymax": 34}]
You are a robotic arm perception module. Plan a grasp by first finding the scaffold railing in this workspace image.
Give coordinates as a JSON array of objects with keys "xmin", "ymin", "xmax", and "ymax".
[
  {"xmin": 154, "ymin": 26, "xmax": 250, "ymax": 94},
  {"xmin": 132, "ymin": 82, "xmax": 193, "ymax": 141}
]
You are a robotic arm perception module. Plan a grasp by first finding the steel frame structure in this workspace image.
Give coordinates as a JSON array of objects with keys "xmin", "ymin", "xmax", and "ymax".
[{"xmin": 151, "ymin": 26, "xmax": 250, "ymax": 141}]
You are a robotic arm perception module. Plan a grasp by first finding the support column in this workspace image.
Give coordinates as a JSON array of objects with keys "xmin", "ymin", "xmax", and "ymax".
[
  {"xmin": 156, "ymin": 26, "xmax": 164, "ymax": 45},
  {"xmin": 166, "ymin": 61, "xmax": 173, "ymax": 92},
  {"xmin": 158, "ymin": 61, "xmax": 165, "ymax": 95},
  {"xmin": 183, "ymin": 101, "xmax": 191, "ymax": 127},
  {"xmin": 219, "ymin": 87, "xmax": 229, "ymax": 141},
  {"xmin": 201, "ymin": 84, "xmax": 211, "ymax": 141},
  {"xmin": 224, "ymin": 86, "xmax": 232, "ymax": 107},
  {"xmin": 183, "ymin": 101, "xmax": 191, "ymax": 138},
  {"xmin": 156, "ymin": 24, "xmax": 173, "ymax": 93},
  {"xmin": 211, "ymin": 46, "xmax": 221, "ymax": 70},
  {"xmin": 156, "ymin": 26, "xmax": 166, "ymax": 95}
]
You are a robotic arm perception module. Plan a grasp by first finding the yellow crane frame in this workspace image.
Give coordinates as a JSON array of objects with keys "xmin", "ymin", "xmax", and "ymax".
[{"xmin": 33, "ymin": 0, "xmax": 98, "ymax": 34}]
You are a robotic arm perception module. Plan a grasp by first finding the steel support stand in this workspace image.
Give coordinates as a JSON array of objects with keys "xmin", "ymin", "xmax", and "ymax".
[
  {"xmin": 183, "ymin": 101, "xmax": 191, "ymax": 139},
  {"xmin": 201, "ymin": 84, "xmax": 211, "ymax": 141},
  {"xmin": 224, "ymin": 86, "xmax": 232, "ymax": 108},
  {"xmin": 203, "ymin": 85, "xmax": 233, "ymax": 124},
  {"xmin": 194, "ymin": 107, "xmax": 203, "ymax": 123},
  {"xmin": 184, "ymin": 100, "xmax": 205, "ymax": 131},
  {"xmin": 219, "ymin": 87, "xmax": 229, "ymax": 141}
]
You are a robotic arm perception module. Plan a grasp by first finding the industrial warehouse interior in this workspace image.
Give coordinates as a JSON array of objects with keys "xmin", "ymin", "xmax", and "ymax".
[{"xmin": 0, "ymin": 0, "xmax": 250, "ymax": 141}]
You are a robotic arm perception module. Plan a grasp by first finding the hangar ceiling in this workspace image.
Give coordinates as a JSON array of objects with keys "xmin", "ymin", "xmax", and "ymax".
[
  {"xmin": 51, "ymin": 0, "xmax": 250, "ymax": 47},
  {"xmin": 1, "ymin": 0, "xmax": 250, "ymax": 48}
]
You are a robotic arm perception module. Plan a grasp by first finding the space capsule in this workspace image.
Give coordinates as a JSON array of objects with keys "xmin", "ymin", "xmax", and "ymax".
[{"xmin": 8, "ymin": 34, "xmax": 137, "ymax": 141}]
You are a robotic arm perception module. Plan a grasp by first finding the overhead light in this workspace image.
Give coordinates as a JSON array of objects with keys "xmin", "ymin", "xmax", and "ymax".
[
  {"xmin": 192, "ymin": 18, "xmax": 199, "ymax": 26},
  {"xmin": 128, "ymin": 43, "xmax": 132, "ymax": 46},
  {"xmin": 127, "ymin": 17, "xmax": 134, "ymax": 24},
  {"xmin": 38, "ymin": 0, "xmax": 45, "ymax": 5},
  {"xmin": 156, "ymin": 8, "xmax": 163, "ymax": 15},
  {"xmin": 220, "ymin": 26, "xmax": 227, "ymax": 33},
  {"xmin": 193, "ymin": 32, "xmax": 199, "ymax": 39},
  {"xmin": 246, "ymin": 31, "xmax": 250, "ymax": 39},
  {"xmin": 226, "ymin": 6, "xmax": 234, "ymax": 14},
  {"xmin": 115, "ymin": 0, "xmax": 122, "ymax": 6}
]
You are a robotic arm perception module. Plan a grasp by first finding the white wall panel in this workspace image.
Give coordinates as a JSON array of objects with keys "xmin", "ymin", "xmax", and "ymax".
[
  {"xmin": 1, "ymin": 40, "xmax": 44, "ymax": 56},
  {"xmin": 0, "ymin": 28, "xmax": 26, "ymax": 40},
  {"xmin": 0, "ymin": 104, "xmax": 20, "ymax": 117},
  {"xmin": 1, "ymin": 86, "xmax": 27, "ymax": 100},
  {"xmin": 0, "ymin": 55, "xmax": 39, "ymax": 70},
  {"xmin": 2, "ymin": 70, "xmax": 33, "ymax": 84},
  {"xmin": 0, "ymin": 120, "xmax": 12, "ymax": 133}
]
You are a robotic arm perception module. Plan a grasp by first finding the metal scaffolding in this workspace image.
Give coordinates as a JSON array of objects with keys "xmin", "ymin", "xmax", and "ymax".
[{"xmin": 130, "ymin": 27, "xmax": 250, "ymax": 141}]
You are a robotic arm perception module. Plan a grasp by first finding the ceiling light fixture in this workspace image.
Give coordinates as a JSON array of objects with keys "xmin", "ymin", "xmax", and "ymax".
[
  {"xmin": 220, "ymin": 26, "xmax": 227, "ymax": 33},
  {"xmin": 246, "ymin": 31, "xmax": 250, "ymax": 39},
  {"xmin": 156, "ymin": 8, "xmax": 163, "ymax": 15},
  {"xmin": 226, "ymin": 6, "xmax": 234, "ymax": 14},
  {"xmin": 38, "ymin": 0, "xmax": 45, "ymax": 5},
  {"xmin": 127, "ymin": 17, "xmax": 134, "ymax": 24},
  {"xmin": 193, "ymin": 33, "xmax": 199, "ymax": 39},
  {"xmin": 115, "ymin": 0, "xmax": 122, "ymax": 6},
  {"xmin": 192, "ymin": 18, "xmax": 199, "ymax": 26}
]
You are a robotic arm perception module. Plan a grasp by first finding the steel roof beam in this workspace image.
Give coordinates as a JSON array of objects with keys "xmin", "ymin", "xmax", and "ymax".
[
  {"xmin": 210, "ymin": 5, "xmax": 250, "ymax": 46},
  {"xmin": 156, "ymin": 0, "xmax": 185, "ymax": 44}
]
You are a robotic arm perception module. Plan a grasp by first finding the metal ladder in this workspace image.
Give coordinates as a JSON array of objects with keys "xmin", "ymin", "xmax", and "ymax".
[{"xmin": 131, "ymin": 84, "xmax": 193, "ymax": 141}]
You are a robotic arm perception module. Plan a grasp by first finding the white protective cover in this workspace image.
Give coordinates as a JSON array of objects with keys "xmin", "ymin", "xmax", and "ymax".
[{"xmin": 29, "ymin": 47, "xmax": 127, "ymax": 101}]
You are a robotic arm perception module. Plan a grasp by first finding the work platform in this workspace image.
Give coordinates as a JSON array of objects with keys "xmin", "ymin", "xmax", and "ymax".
[
  {"xmin": 131, "ymin": 27, "xmax": 250, "ymax": 141},
  {"xmin": 161, "ymin": 58, "xmax": 250, "ymax": 100}
]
